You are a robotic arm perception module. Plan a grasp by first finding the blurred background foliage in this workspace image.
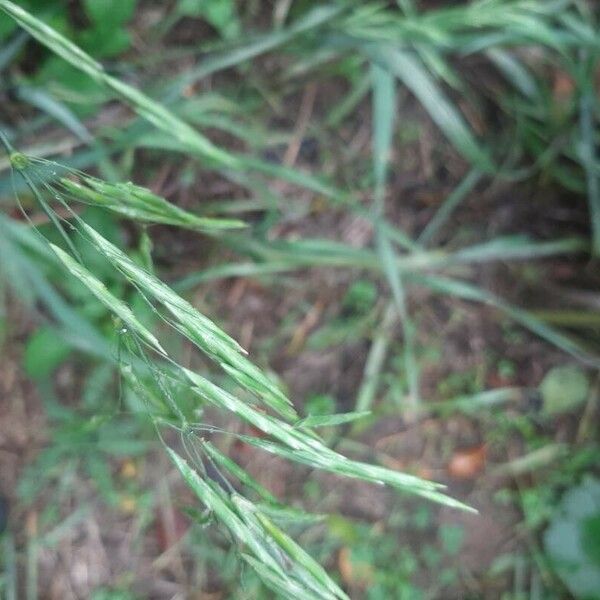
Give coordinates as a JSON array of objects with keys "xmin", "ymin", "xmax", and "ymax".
[{"xmin": 0, "ymin": 0, "xmax": 600, "ymax": 598}]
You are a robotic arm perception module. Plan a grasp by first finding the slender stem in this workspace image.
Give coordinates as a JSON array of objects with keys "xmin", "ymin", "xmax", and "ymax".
[
  {"xmin": 579, "ymin": 51, "xmax": 600, "ymax": 255},
  {"xmin": 1, "ymin": 129, "xmax": 82, "ymax": 262}
]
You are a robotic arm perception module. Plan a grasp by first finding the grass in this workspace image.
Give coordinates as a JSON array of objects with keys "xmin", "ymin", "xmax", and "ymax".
[{"xmin": 0, "ymin": 0, "xmax": 598, "ymax": 598}]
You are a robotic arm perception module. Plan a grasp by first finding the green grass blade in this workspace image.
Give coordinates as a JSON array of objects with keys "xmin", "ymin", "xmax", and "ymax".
[
  {"xmin": 367, "ymin": 46, "xmax": 494, "ymax": 172},
  {"xmin": 355, "ymin": 303, "xmax": 397, "ymax": 413},
  {"xmin": 169, "ymin": 4, "xmax": 345, "ymax": 95},
  {"xmin": 418, "ymin": 168, "xmax": 482, "ymax": 246},
  {"xmin": 0, "ymin": 0, "xmax": 237, "ymax": 167},
  {"xmin": 182, "ymin": 368, "xmax": 465, "ymax": 503},
  {"xmin": 15, "ymin": 87, "xmax": 93, "ymax": 143},
  {"xmin": 0, "ymin": 1, "xmax": 102, "ymax": 77},
  {"xmin": 450, "ymin": 236, "xmax": 587, "ymax": 264},
  {"xmin": 371, "ymin": 62, "xmax": 420, "ymax": 408},
  {"xmin": 0, "ymin": 216, "xmax": 110, "ymax": 358},
  {"xmin": 578, "ymin": 53, "xmax": 600, "ymax": 255},
  {"xmin": 231, "ymin": 496, "xmax": 342, "ymax": 599},
  {"xmin": 486, "ymin": 48, "xmax": 539, "ymax": 99},
  {"xmin": 296, "ymin": 411, "xmax": 371, "ymax": 428},
  {"xmin": 241, "ymin": 554, "xmax": 323, "ymax": 600},
  {"xmin": 170, "ymin": 446, "xmax": 346, "ymax": 599},
  {"xmin": 0, "ymin": 1, "xmax": 350, "ymax": 200},
  {"xmin": 238, "ymin": 434, "xmax": 474, "ymax": 512},
  {"xmin": 371, "ymin": 62, "xmax": 395, "ymax": 213},
  {"xmin": 166, "ymin": 448, "xmax": 283, "ymax": 572},
  {"xmin": 254, "ymin": 508, "xmax": 350, "ymax": 600},
  {"xmin": 413, "ymin": 273, "xmax": 600, "ymax": 367}
]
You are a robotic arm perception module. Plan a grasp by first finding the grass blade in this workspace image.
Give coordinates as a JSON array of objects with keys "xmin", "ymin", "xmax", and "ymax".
[
  {"xmin": 578, "ymin": 52, "xmax": 600, "ymax": 255},
  {"xmin": 168, "ymin": 5, "xmax": 345, "ymax": 96},
  {"xmin": 355, "ymin": 303, "xmax": 397, "ymax": 412},
  {"xmin": 0, "ymin": 0, "xmax": 237, "ymax": 167},
  {"xmin": 418, "ymin": 168, "xmax": 482, "ymax": 246},
  {"xmin": 296, "ymin": 411, "xmax": 371, "ymax": 428},
  {"xmin": 15, "ymin": 87, "xmax": 93, "ymax": 143},
  {"xmin": 413, "ymin": 273, "xmax": 600, "ymax": 367},
  {"xmin": 0, "ymin": 1, "xmax": 349, "ymax": 200},
  {"xmin": 367, "ymin": 46, "xmax": 494, "ymax": 172},
  {"xmin": 166, "ymin": 448, "xmax": 282, "ymax": 572},
  {"xmin": 200, "ymin": 441, "xmax": 279, "ymax": 504},
  {"xmin": 371, "ymin": 62, "xmax": 420, "ymax": 408}
]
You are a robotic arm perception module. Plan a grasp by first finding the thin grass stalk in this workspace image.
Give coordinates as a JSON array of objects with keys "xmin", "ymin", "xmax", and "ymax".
[
  {"xmin": 578, "ymin": 50, "xmax": 600, "ymax": 255},
  {"xmin": 355, "ymin": 302, "xmax": 397, "ymax": 412},
  {"xmin": 371, "ymin": 62, "xmax": 420, "ymax": 409},
  {"xmin": 418, "ymin": 168, "xmax": 482, "ymax": 246}
]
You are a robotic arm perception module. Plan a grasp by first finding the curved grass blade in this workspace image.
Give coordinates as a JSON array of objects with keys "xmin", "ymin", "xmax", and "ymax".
[
  {"xmin": 0, "ymin": 1, "xmax": 348, "ymax": 200},
  {"xmin": 413, "ymin": 273, "xmax": 600, "ymax": 368},
  {"xmin": 486, "ymin": 48, "xmax": 539, "ymax": 99},
  {"xmin": 418, "ymin": 168, "xmax": 482, "ymax": 246},
  {"xmin": 168, "ymin": 4, "xmax": 346, "ymax": 97},
  {"xmin": 296, "ymin": 411, "xmax": 371, "ymax": 429},
  {"xmin": 367, "ymin": 46, "xmax": 494, "ymax": 172},
  {"xmin": 15, "ymin": 87, "xmax": 93, "ymax": 143}
]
